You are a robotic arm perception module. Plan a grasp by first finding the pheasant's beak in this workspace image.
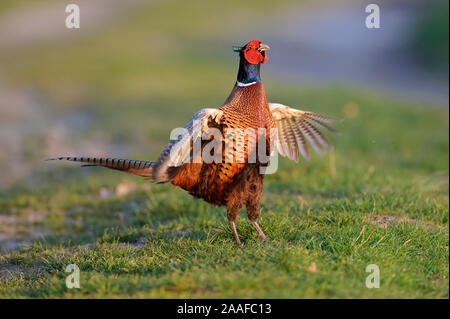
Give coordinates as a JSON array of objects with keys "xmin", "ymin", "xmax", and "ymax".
[{"xmin": 258, "ymin": 43, "xmax": 270, "ymax": 52}]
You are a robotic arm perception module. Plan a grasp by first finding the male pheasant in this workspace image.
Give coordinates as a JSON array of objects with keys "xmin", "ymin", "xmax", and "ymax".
[{"xmin": 50, "ymin": 39, "xmax": 339, "ymax": 245}]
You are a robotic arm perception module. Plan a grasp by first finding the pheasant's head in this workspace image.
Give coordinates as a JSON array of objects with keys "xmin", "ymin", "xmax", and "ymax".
[
  {"xmin": 233, "ymin": 39, "xmax": 269, "ymax": 65},
  {"xmin": 234, "ymin": 39, "xmax": 270, "ymax": 85}
]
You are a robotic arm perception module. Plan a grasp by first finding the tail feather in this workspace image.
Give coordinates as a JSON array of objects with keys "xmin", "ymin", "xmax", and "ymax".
[{"xmin": 47, "ymin": 157, "xmax": 154, "ymax": 179}]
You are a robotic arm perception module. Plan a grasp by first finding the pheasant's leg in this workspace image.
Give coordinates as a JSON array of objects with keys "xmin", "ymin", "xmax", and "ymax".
[
  {"xmin": 229, "ymin": 220, "xmax": 241, "ymax": 246},
  {"xmin": 250, "ymin": 220, "xmax": 269, "ymax": 242},
  {"xmin": 247, "ymin": 204, "xmax": 270, "ymax": 242},
  {"xmin": 226, "ymin": 202, "xmax": 242, "ymax": 245},
  {"xmin": 245, "ymin": 164, "xmax": 269, "ymax": 241}
]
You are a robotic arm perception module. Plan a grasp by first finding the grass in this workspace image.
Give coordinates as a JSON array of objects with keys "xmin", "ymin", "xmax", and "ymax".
[
  {"xmin": 0, "ymin": 88, "xmax": 447, "ymax": 298},
  {"xmin": 0, "ymin": 0, "xmax": 448, "ymax": 298}
]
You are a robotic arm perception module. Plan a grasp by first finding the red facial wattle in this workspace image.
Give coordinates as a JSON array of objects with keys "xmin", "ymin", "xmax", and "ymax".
[{"xmin": 243, "ymin": 39, "xmax": 268, "ymax": 65}]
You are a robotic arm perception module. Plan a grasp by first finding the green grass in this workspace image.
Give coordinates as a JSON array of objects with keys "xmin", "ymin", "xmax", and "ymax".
[
  {"xmin": 0, "ymin": 88, "xmax": 448, "ymax": 298},
  {"xmin": 0, "ymin": 0, "xmax": 448, "ymax": 298}
]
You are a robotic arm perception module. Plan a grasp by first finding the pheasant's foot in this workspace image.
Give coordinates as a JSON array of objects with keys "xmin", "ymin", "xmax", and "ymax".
[{"xmin": 251, "ymin": 220, "xmax": 270, "ymax": 242}]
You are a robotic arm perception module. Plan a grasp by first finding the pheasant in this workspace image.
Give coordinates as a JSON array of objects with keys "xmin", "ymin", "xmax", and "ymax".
[{"xmin": 49, "ymin": 39, "xmax": 339, "ymax": 245}]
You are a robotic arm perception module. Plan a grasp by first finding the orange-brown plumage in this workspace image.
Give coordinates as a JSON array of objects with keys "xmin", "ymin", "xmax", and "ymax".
[
  {"xmin": 50, "ymin": 40, "xmax": 339, "ymax": 245},
  {"xmin": 171, "ymin": 81, "xmax": 275, "ymax": 208}
]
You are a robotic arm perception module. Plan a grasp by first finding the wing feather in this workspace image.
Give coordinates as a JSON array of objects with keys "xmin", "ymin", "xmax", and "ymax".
[
  {"xmin": 286, "ymin": 118, "xmax": 299, "ymax": 162},
  {"xmin": 269, "ymin": 103, "xmax": 340, "ymax": 161},
  {"xmin": 291, "ymin": 120, "xmax": 310, "ymax": 161},
  {"xmin": 298, "ymin": 120, "xmax": 325, "ymax": 154},
  {"xmin": 152, "ymin": 108, "xmax": 223, "ymax": 182}
]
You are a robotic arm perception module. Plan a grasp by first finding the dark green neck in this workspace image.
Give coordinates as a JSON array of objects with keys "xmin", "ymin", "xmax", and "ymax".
[{"xmin": 237, "ymin": 53, "xmax": 261, "ymax": 84}]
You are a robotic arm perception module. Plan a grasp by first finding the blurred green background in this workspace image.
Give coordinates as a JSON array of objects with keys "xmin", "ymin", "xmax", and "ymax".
[{"xmin": 0, "ymin": 0, "xmax": 448, "ymax": 298}]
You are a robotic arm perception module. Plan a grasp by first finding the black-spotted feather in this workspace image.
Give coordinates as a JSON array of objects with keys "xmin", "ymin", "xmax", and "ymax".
[{"xmin": 46, "ymin": 157, "xmax": 154, "ymax": 178}]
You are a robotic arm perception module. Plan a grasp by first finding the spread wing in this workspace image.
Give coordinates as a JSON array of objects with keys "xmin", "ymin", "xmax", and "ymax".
[
  {"xmin": 269, "ymin": 103, "xmax": 341, "ymax": 162},
  {"xmin": 152, "ymin": 108, "xmax": 224, "ymax": 182}
]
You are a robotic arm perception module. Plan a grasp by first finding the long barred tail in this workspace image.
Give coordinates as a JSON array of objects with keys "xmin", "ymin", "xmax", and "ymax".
[{"xmin": 47, "ymin": 157, "xmax": 155, "ymax": 179}]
